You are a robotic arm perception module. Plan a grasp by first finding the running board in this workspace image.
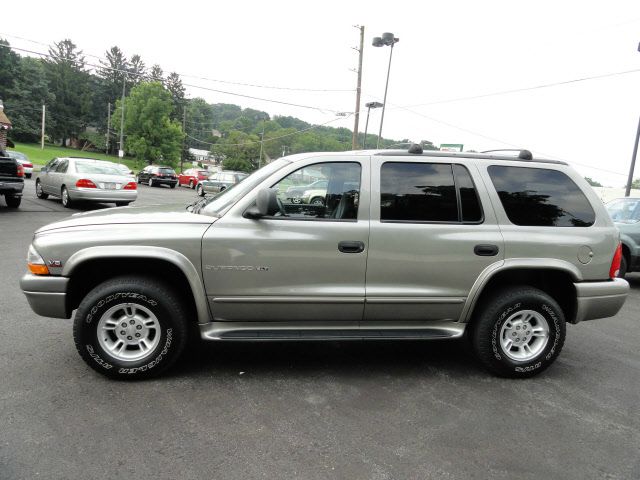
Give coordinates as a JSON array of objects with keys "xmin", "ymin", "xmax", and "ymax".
[{"xmin": 199, "ymin": 321, "xmax": 466, "ymax": 341}]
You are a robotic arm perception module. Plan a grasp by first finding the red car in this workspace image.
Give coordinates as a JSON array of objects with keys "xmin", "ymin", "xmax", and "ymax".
[{"xmin": 178, "ymin": 168, "xmax": 210, "ymax": 189}]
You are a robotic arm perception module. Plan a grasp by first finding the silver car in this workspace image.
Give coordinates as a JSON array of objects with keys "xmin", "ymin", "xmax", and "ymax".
[{"xmin": 35, "ymin": 157, "xmax": 138, "ymax": 208}]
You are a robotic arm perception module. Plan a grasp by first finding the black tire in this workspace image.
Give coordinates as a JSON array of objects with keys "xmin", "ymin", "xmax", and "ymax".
[
  {"xmin": 61, "ymin": 186, "xmax": 73, "ymax": 208},
  {"xmin": 196, "ymin": 184, "xmax": 204, "ymax": 197},
  {"xmin": 618, "ymin": 255, "xmax": 628, "ymax": 278},
  {"xmin": 149, "ymin": 178, "xmax": 155, "ymax": 187},
  {"xmin": 35, "ymin": 180, "xmax": 48, "ymax": 199},
  {"xmin": 73, "ymin": 275, "xmax": 188, "ymax": 380},
  {"xmin": 137, "ymin": 177, "xmax": 142, "ymax": 184},
  {"xmin": 5, "ymin": 195, "xmax": 21, "ymax": 208},
  {"xmin": 189, "ymin": 180, "xmax": 194, "ymax": 189},
  {"xmin": 470, "ymin": 286, "xmax": 566, "ymax": 378},
  {"xmin": 26, "ymin": 173, "xmax": 32, "ymax": 179},
  {"xmin": 170, "ymin": 183, "xmax": 176, "ymax": 189},
  {"xmin": 310, "ymin": 196, "xmax": 325, "ymax": 206},
  {"xmin": 115, "ymin": 202, "xmax": 131, "ymax": 207}
]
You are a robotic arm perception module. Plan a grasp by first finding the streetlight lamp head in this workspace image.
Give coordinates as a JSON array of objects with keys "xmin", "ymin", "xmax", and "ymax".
[
  {"xmin": 365, "ymin": 101, "xmax": 384, "ymax": 109},
  {"xmin": 382, "ymin": 32, "xmax": 395, "ymax": 43},
  {"xmin": 372, "ymin": 37, "xmax": 383, "ymax": 47}
]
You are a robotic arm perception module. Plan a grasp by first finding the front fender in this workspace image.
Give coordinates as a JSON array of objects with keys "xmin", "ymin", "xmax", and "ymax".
[{"xmin": 63, "ymin": 246, "xmax": 210, "ymax": 324}]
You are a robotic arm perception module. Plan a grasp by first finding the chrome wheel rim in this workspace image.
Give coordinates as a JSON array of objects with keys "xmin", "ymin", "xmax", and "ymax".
[
  {"xmin": 97, "ymin": 303, "xmax": 161, "ymax": 362},
  {"xmin": 62, "ymin": 188, "xmax": 68, "ymax": 206},
  {"xmin": 197, "ymin": 186, "xmax": 203, "ymax": 196},
  {"xmin": 499, "ymin": 310, "xmax": 549, "ymax": 361},
  {"xmin": 36, "ymin": 182, "xmax": 43, "ymax": 196}
]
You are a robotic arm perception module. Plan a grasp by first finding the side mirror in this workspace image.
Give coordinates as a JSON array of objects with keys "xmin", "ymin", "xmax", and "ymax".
[{"xmin": 244, "ymin": 188, "xmax": 279, "ymax": 219}]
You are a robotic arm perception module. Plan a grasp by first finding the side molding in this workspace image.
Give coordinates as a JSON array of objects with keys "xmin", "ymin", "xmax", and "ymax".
[{"xmin": 63, "ymin": 246, "xmax": 210, "ymax": 324}]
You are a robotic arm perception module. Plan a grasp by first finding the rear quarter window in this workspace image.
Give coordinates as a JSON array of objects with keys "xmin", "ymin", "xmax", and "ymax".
[{"xmin": 488, "ymin": 165, "xmax": 595, "ymax": 227}]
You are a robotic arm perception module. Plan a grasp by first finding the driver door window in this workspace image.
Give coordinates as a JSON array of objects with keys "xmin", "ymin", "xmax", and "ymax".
[{"xmin": 273, "ymin": 162, "xmax": 361, "ymax": 220}]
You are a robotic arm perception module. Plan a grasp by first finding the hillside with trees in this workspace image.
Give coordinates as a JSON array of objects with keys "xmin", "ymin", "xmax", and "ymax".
[{"xmin": 0, "ymin": 37, "xmax": 433, "ymax": 172}]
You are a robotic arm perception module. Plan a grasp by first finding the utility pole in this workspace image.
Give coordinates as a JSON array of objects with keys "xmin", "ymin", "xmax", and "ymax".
[
  {"xmin": 106, "ymin": 102, "xmax": 111, "ymax": 155},
  {"xmin": 118, "ymin": 75, "xmax": 126, "ymax": 163},
  {"xmin": 181, "ymin": 107, "xmax": 186, "ymax": 173},
  {"xmin": 625, "ymin": 116, "xmax": 640, "ymax": 196},
  {"xmin": 352, "ymin": 25, "xmax": 365, "ymax": 150},
  {"xmin": 40, "ymin": 104, "xmax": 46, "ymax": 150},
  {"xmin": 258, "ymin": 116, "xmax": 265, "ymax": 168}
]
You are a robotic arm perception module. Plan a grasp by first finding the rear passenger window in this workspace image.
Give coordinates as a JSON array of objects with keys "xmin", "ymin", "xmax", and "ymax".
[
  {"xmin": 488, "ymin": 166, "xmax": 595, "ymax": 227},
  {"xmin": 381, "ymin": 162, "xmax": 482, "ymax": 223}
]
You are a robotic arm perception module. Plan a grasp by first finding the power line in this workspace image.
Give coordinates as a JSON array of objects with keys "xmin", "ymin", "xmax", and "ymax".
[
  {"xmin": 0, "ymin": 44, "xmax": 347, "ymax": 114},
  {"xmin": 402, "ymin": 68, "xmax": 640, "ymax": 109},
  {"xmin": 0, "ymin": 32, "xmax": 355, "ymax": 93}
]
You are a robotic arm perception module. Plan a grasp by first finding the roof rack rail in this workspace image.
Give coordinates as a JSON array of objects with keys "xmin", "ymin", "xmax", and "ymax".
[{"xmin": 481, "ymin": 149, "xmax": 533, "ymax": 160}]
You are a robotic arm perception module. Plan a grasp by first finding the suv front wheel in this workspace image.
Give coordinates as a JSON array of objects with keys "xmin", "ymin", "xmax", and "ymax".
[
  {"xmin": 470, "ymin": 286, "xmax": 566, "ymax": 378},
  {"xmin": 73, "ymin": 275, "xmax": 188, "ymax": 379}
]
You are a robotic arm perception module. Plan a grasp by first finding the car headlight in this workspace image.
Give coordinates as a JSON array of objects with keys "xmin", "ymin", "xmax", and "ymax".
[{"xmin": 27, "ymin": 244, "xmax": 49, "ymax": 275}]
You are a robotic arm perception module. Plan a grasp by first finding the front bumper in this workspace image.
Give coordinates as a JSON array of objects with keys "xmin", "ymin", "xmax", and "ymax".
[
  {"xmin": 20, "ymin": 273, "xmax": 70, "ymax": 319},
  {"xmin": 573, "ymin": 278, "xmax": 629, "ymax": 323},
  {"xmin": 70, "ymin": 187, "xmax": 137, "ymax": 203}
]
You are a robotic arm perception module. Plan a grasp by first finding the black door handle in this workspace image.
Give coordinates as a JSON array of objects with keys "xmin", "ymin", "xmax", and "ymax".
[
  {"xmin": 474, "ymin": 244, "xmax": 499, "ymax": 256},
  {"xmin": 338, "ymin": 241, "xmax": 365, "ymax": 253}
]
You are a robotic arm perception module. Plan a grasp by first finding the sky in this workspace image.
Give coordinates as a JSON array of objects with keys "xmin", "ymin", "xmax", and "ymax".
[{"xmin": 4, "ymin": 0, "xmax": 640, "ymax": 186}]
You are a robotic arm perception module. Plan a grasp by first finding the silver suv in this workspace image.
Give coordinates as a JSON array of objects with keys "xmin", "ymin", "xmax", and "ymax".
[{"xmin": 20, "ymin": 147, "xmax": 629, "ymax": 379}]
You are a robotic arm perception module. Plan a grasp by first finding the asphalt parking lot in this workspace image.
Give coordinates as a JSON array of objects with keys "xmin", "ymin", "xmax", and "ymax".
[{"xmin": 1, "ymin": 179, "xmax": 639, "ymax": 480}]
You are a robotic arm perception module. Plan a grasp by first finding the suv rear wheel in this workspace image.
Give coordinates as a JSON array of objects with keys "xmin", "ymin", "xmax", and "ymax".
[
  {"xmin": 470, "ymin": 286, "xmax": 565, "ymax": 378},
  {"xmin": 5, "ymin": 195, "xmax": 21, "ymax": 208},
  {"xmin": 73, "ymin": 275, "xmax": 188, "ymax": 380}
]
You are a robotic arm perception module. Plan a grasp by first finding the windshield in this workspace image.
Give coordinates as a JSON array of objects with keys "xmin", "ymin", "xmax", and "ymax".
[
  {"xmin": 158, "ymin": 168, "xmax": 175, "ymax": 174},
  {"xmin": 606, "ymin": 198, "xmax": 640, "ymax": 224},
  {"xmin": 7, "ymin": 151, "xmax": 28, "ymax": 161},
  {"xmin": 75, "ymin": 161, "xmax": 123, "ymax": 175},
  {"xmin": 199, "ymin": 159, "xmax": 290, "ymax": 216}
]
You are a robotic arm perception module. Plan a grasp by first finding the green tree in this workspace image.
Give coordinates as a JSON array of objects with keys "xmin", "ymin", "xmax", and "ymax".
[
  {"xmin": 215, "ymin": 130, "xmax": 260, "ymax": 170},
  {"xmin": 149, "ymin": 64, "xmax": 164, "ymax": 83},
  {"xmin": 584, "ymin": 177, "xmax": 603, "ymax": 187},
  {"xmin": 631, "ymin": 178, "xmax": 640, "ymax": 189},
  {"xmin": 113, "ymin": 81, "xmax": 183, "ymax": 165},
  {"xmin": 165, "ymin": 72, "xmax": 185, "ymax": 121},
  {"xmin": 222, "ymin": 157, "xmax": 253, "ymax": 172},
  {"xmin": 128, "ymin": 54, "xmax": 146, "ymax": 85},
  {"xmin": 45, "ymin": 39, "xmax": 92, "ymax": 146},
  {"xmin": 0, "ymin": 39, "xmax": 20, "ymax": 102},
  {"xmin": 5, "ymin": 57, "xmax": 54, "ymax": 142}
]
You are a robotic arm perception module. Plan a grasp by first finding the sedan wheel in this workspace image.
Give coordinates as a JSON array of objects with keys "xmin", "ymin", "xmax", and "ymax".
[
  {"xmin": 61, "ymin": 187, "xmax": 72, "ymax": 208},
  {"xmin": 197, "ymin": 184, "xmax": 204, "ymax": 197},
  {"xmin": 189, "ymin": 180, "xmax": 194, "ymax": 189},
  {"xmin": 35, "ymin": 180, "xmax": 49, "ymax": 199},
  {"xmin": 149, "ymin": 178, "xmax": 154, "ymax": 187}
]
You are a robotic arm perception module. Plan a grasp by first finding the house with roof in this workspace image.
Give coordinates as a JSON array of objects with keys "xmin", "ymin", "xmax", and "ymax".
[{"xmin": 0, "ymin": 100, "xmax": 12, "ymax": 151}]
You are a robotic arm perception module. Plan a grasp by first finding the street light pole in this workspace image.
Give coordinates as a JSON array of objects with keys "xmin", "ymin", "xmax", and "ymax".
[
  {"xmin": 118, "ymin": 74, "xmax": 126, "ymax": 163},
  {"xmin": 372, "ymin": 32, "xmax": 399, "ymax": 149},
  {"xmin": 363, "ymin": 101, "xmax": 383, "ymax": 149},
  {"xmin": 625, "ymin": 42, "xmax": 640, "ymax": 197}
]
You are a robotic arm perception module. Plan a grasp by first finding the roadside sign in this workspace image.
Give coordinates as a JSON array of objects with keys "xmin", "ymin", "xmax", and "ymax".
[
  {"xmin": 440, "ymin": 143, "xmax": 464, "ymax": 152},
  {"xmin": 118, "ymin": 149, "xmax": 124, "ymax": 158}
]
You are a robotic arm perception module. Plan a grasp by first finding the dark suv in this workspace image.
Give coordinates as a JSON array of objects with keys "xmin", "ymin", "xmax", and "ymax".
[
  {"xmin": 0, "ymin": 155, "xmax": 24, "ymax": 207},
  {"xmin": 137, "ymin": 166, "xmax": 178, "ymax": 188}
]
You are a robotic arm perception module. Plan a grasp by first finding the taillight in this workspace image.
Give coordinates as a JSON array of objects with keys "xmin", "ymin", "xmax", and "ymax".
[
  {"xmin": 123, "ymin": 182, "xmax": 137, "ymax": 190},
  {"xmin": 24, "ymin": 163, "xmax": 33, "ymax": 168},
  {"xmin": 16, "ymin": 163, "xmax": 24, "ymax": 177},
  {"xmin": 76, "ymin": 179, "xmax": 97, "ymax": 188},
  {"xmin": 609, "ymin": 243, "xmax": 623, "ymax": 279}
]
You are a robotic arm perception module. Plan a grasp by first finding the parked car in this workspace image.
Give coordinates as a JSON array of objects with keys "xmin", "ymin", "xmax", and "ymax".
[
  {"xmin": 6, "ymin": 150, "xmax": 33, "ymax": 178},
  {"xmin": 0, "ymin": 155, "xmax": 24, "ymax": 207},
  {"xmin": 114, "ymin": 164, "xmax": 134, "ymax": 176},
  {"xmin": 20, "ymin": 146, "xmax": 629, "ymax": 380},
  {"xmin": 606, "ymin": 197, "xmax": 640, "ymax": 277},
  {"xmin": 299, "ymin": 181, "xmax": 360, "ymax": 206},
  {"xmin": 178, "ymin": 168, "xmax": 210, "ymax": 189},
  {"xmin": 285, "ymin": 179, "xmax": 328, "ymax": 202},
  {"xmin": 196, "ymin": 170, "xmax": 248, "ymax": 196},
  {"xmin": 35, "ymin": 157, "xmax": 137, "ymax": 208},
  {"xmin": 137, "ymin": 165, "xmax": 178, "ymax": 188}
]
